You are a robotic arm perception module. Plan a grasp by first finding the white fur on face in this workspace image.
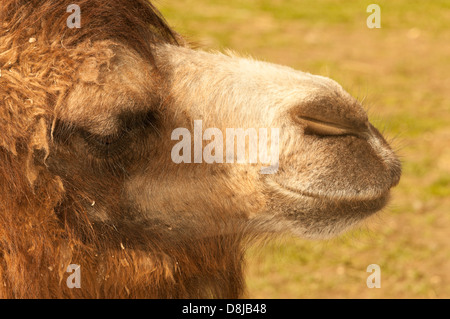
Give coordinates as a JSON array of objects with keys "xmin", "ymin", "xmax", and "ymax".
[
  {"xmin": 145, "ymin": 44, "xmax": 400, "ymax": 239},
  {"xmin": 156, "ymin": 44, "xmax": 354, "ymax": 131}
]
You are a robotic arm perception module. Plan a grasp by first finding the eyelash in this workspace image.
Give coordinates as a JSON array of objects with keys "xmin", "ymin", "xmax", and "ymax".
[{"xmin": 87, "ymin": 131, "xmax": 125, "ymax": 146}]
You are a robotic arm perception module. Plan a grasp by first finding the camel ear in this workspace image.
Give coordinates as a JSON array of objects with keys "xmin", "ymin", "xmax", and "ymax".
[
  {"xmin": 77, "ymin": 57, "xmax": 101, "ymax": 83},
  {"xmin": 75, "ymin": 41, "xmax": 116, "ymax": 84},
  {"xmin": 25, "ymin": 117, "xmax": 50, "ymax": 185}
]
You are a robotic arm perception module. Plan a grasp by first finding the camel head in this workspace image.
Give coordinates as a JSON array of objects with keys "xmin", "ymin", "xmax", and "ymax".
[
  {"xmin": 48, "ymin": 42, "xmax": 401, "ymax": 241},
  {"xmin": 16, "ymin": 2, "xmax": 402, "ymax": 244}
]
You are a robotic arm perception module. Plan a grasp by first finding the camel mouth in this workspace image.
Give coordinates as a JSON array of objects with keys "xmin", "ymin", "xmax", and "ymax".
[
  {"xmin": 267, "ymin": 178, "xmax": 391, "ymax": 213},
  {"xmin": 263, "ymin": 178, "xmax": 392, "ymax": 239}
]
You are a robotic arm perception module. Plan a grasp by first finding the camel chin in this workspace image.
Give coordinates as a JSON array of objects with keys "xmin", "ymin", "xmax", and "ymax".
[{"xmin": 265, "ymin": 177, "xmax": 392, "ymax": 239}]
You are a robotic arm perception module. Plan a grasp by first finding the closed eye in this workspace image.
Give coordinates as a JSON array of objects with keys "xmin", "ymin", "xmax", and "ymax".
[
  {"xmin": 82, "ymin": 110, "xmax": 159, "ymax": 156},
  {"xmin": 52, "ymin": 110, "xmax": 159, "ymax": 158},
  {"xmin": 82, "ymin": 130, "xmax": 127, "ymax": 147}
]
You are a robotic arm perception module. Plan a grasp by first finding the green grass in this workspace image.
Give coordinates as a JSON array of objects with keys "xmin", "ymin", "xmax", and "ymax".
[
  {"xmin": 158, "ymin": 0, "xmax": 450, "ymax": 298},
  {"xmin": 427, "ymin": 175, "xmax": 450, "ymax": 197}
]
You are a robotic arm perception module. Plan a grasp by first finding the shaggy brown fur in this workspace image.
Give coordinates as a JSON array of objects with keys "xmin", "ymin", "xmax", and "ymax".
[
  {"xmin": 0, "ymin": 0, "xmax": 238, "ymax": 298},
  {"xmin": 0, "ymin": 0, "xmax": 401, "ymax": 298}
]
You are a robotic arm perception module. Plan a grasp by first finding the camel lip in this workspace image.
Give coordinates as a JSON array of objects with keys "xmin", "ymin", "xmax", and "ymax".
[{"xmin": 267, "ymin": 178, "xmax": 391, "ymax": 204}]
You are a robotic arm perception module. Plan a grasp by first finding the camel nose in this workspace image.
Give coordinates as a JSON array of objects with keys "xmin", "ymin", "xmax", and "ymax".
[
  {"xmin": 367, "ymin": 123, "xmax": 402, "ymax": 188},
  {"xmin": 289, "ymin": 95, "xmax": 370, "ymax": 138}
]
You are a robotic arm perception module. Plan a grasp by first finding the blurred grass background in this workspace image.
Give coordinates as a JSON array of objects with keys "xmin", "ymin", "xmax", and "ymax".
[{"xmin": 157, "ymin": 0, "xmax": 450, "ymax": 298}]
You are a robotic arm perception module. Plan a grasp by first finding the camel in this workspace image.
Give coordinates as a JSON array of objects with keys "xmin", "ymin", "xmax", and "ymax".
[{"xmin": 0, "ymin": 0, "xmax": 401, "ymax": 298}]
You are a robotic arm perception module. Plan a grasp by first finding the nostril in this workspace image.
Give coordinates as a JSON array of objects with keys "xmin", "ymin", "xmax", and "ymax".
[
  {"xmin": 296, "ymin": 115, "xmax": 367, "ymax": 138},
  {"xmin": 290, "ymin": 93, "xmax": 370, "ymax": 138}
]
